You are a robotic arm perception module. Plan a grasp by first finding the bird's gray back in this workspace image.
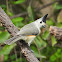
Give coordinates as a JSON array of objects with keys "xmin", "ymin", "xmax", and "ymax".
[{"xmin": 17, "ymin": 22, "xmax": 39, "ymax": 36}]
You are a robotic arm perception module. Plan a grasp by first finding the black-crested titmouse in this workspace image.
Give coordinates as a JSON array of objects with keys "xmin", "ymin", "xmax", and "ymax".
[{"xmin": 4, "ymin": 14, "xmax": 48, "ymax": 46}]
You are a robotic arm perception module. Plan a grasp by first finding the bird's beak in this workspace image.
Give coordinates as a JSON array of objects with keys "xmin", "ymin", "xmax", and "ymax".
[
  {"xmin": 42, "ymin": 25, "xmax": 46, "ymax": 28},
  {"xmin": 42, "ymin": 14, "xmax": 48, "ymax": 23}
]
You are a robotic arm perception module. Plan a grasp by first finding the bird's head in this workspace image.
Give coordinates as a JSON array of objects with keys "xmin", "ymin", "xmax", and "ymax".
[{"xmin": 35, "ymin": 14, "xmax": 48, "ymax": 28}]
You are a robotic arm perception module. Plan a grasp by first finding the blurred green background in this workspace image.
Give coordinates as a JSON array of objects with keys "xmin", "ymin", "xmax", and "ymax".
[{"xmin": 0, "ymin": 0, "xmax": 62, "ymax": 62}]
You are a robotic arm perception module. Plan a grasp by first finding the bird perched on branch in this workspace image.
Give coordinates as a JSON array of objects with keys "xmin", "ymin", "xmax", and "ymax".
[{"xmin": 4, "ymin": 14, "xmax": 48, "ymax": 46}]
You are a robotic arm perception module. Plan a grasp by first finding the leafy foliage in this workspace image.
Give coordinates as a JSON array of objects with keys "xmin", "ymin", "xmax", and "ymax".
[
  {"xmin": 50, "ymin": 49, "xmax": 62, "ymax": 62},
  {"xmin": 12, "ymin": 17, "xmax": 24, "ymax": 27},
  {"xmin": 0, "ymin": 31, "xmax": 10, "ymax": 43},
  {"xmin": 51, "ymin": 36, "xmax": 57, "ymax": 46},
  {"xmin": 27, "ymin": 5, "xmax": 35, "ymax": 21},
  {"xmin": 13, "ymin": 0, "xmax": 25, "ymax": 4},
  {"xmin": 54, "ymin": 4, "xmax": 62, "ymax": 9},
  {"xmin": 0, "ymin": 44, "xmax": 16, "ymax": 55}
]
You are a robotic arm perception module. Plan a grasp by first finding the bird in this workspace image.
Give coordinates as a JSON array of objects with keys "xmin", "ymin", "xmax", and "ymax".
[{"xmin": 4, "ymin": 14, "xmax": 48, "ymax": 46}]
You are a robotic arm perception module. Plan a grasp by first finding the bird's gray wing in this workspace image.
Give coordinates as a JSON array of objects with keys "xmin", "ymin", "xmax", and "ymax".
[
  {"xmin": 4, "ymin": 22, "xmax": 39, "ymax": 45},
  {"xmin": 17, "ymin": 22, "xmax": 39, "ymax": 36}
]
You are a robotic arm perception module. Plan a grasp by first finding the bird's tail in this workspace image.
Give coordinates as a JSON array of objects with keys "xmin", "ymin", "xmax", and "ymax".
[{"xmin": 4, "ymin": 35, "xmax": 23, "ymax": 45}]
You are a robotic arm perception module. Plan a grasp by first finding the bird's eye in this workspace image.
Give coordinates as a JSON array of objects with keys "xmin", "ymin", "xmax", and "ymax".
[{"xmin": 40, "ymin": 21, "xmax": 42, "ymax": 23}]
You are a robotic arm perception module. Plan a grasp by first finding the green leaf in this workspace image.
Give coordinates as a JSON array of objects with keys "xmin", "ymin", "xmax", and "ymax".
[
  {"xmin": 55, "ymin": 49, "xmax": 61, "ymax": 58},
  {"xmin": 50, "ymin": 49, "xmax": 61, "ymax": 62},
  {"xmin": 27, "ymin": 5, "xmax": 35, "ymax": 21},
  {"xmin": 57, "ymin": 23, "xmax": 62, "ymax": 28},
  {"xmin": 57, "ymin": 10, "xmax": 62, "ymax": 23},
  {"xmin": 0, "ymin": 31, "xmax": 10, "ymax": 43},
  {"xmin": 37, "ymin": 36, "xmax": 46, "ymax": 47},
  {"xmin": 42, "ymin": 31, "xmax": 49, "ymax": 40},
  {"xmin": 46, "ymin": 18, "xmax": 55, "ymax": 26},
  {"xmin": 4, "ymin": 55, "xmax": 8, "ymax": 61},
  {"xmin": 12, "ymin": 17, "xmax": 24, "ymax": 27},
  {"xmin": 35, "ymin": 38, "xmax": 42, "ymax": 48},
  {"xmin": 31, "ymin": 46, "xmax": 46, "ymax": 58},
  {"xmin": 0, "ymin": 26, "xmax": 5, "ymax": 31},
  {"xmin": 31, "ymin": 45, "xmax": 38, "ymax": 53},
  {"xmin": 51, "ymin": 36, "xmax": 57, "ymax": 46},
  {"xmin": 0, "ymin": 5, "xmax": 6, "ymax": 8},
  {"xmin": 50, "ymin": 55, "xmax": 56, "ymax": 62},
  {"xmin": 8, "ymin": 12, "xmax": 13, "ymax": 16},
  {"xmin": 35, "ymin": 53, "xmax": 46, "ymax": 58},
  {"xmin": 12, "ymin": 17, "xmax": 24, "ymax": 23},
  {"xmin": 0, "ymin": 44, "xmax": 16, "ymax": 55},
  {"xmin": 54, "ymin": 4, "xmax": 62, "ymax": 9},
  {"xmin": 13, "ymin": 0, "xmax": 25, "ymax": 4},
  {"xmin": 10, "ymin": 54, "xmax": 16, "ymax": 60}
]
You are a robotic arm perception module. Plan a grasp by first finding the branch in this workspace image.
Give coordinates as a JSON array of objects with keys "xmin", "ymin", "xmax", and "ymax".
[
  {"xmin": 10, "ymin": 0, "xmax": 60, "ymax": 19},
  {"xmin": 35, "ymin": 0, "xmax": 60, "ymax": 12},
  {"xmin": 0, "ymin": 7, "xmax": 39, "ymax": 62},
  {"xmin": 49, "ymin": 26, "xmax": 62, "ymax": 41},
  {"xmin": 10, "ymin": 12, "xmax": 27, "ymax": 19}
]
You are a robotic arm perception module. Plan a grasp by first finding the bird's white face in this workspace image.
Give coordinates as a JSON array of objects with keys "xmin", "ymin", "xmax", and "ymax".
[
  {"xmin": 35, "ymin": 14, "xmax": 48, "ymax": 29},
  {"xmin": 35, "ymin": 18, "xmax": 46, "ymax": 29}
]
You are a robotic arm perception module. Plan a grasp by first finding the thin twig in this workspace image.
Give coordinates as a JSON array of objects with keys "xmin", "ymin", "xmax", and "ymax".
[
  {"xmin": 34, "ymin": 40, "xmax": 41, "ymax": 61},
  {"xmin": 14, "ymin": 47, "xmax": 17, "ymax": 62},
  {"xmin": 6, "ymin": 0, "xmax": 9, "ymax": 14},
  {"xmin": 10, "ymin": 12, "xmax": 27, "ymax": 19}
]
